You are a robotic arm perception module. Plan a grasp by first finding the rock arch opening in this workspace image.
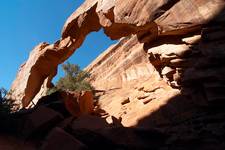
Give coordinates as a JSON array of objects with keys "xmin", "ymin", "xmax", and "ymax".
[{"xmin": 53, "ymin": 29, "xmax": 118, "ymax": 84}]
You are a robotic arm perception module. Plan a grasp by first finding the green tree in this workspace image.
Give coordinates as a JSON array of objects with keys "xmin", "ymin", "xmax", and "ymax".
[
  {"xmin": 0, "ymin": 87, "xmax": 7, "ymax": 100},
  {"xmin": 50, "ymin": 62, "xmax": 93, "ymax": 93}
]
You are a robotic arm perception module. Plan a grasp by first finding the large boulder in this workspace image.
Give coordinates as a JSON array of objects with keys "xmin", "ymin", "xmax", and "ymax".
[
  {"xmin": 20, "ymin": 106, "xmax": 63, "ymax": 138},
  {"xmin": 62, "ymin": 91, "xmax": 94, "ymax": 117}
]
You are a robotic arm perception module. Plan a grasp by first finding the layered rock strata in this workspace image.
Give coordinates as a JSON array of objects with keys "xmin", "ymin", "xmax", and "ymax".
[
  {"xmin": 85, "ymin": 35, "xmax": 155, "ymax": 90},
  {"xmin": 91, "ymin": 26, "xmax": 225, "ymax": 127}
]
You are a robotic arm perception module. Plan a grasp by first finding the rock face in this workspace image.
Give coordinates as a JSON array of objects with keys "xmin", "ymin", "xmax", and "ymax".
[
  {"xmin": 8, "ymin": 0, "xmax": 225, "ymax": 110},
  {"xmin": 85, "ymin": 35, "xmax": 154, "ymax": 90}
]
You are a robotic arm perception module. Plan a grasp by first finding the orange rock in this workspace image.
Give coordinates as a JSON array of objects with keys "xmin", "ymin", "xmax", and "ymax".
[
  {"xmin": 62, "ymin": 91, "xmax": 94, "ymax": 117},
  {"xmin": 62, "ymin": 91, "xmax": 81, "ymax": 117},
  {"xmin": 79, "ymin": 91, "xmax": 94, "ymax": 114}
]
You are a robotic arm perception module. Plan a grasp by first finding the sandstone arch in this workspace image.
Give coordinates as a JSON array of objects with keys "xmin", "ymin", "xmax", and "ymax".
[{"xmin": 8, "ymin": 0, "xmax": 225, "ymax": 110}]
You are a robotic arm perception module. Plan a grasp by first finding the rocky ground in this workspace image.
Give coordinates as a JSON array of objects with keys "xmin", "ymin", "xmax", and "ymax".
[{"xmin": 0, "ymin": 89, "xmax": 225, "ymax": 150}]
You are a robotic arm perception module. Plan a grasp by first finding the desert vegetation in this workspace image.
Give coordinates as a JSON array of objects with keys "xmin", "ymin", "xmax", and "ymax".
[
  {"xmin": 0, "ymin": 88, "xmax": 12, "ymax": 116},
  {"xmin": 48, "ymin": 62, "xmax": 93, "ymax": 95}
]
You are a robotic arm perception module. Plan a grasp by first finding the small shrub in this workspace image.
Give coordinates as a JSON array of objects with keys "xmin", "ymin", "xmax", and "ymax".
[
  {"xmin": 48, "ymin": 62, "xmax": 94, "ymax": 93},
  {"xmin": 0, "ymin": 87, "xmax": 7, "ymax": 101},
  {"xmin": 46, "ymin": 87, "xmax": 59, "ymax": 95},
  {"xmin": 0, "ymin": 88, "xmax": 12, "ymax": 116}
]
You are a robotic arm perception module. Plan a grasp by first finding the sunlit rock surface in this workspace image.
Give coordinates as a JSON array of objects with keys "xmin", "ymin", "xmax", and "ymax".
[{"xmin": 85, "ymin": 35, "xmax": 155, "ymax": 90}]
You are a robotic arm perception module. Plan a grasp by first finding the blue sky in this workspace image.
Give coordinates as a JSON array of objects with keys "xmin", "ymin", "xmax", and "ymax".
[{"xmin": 0, "ymin": 0, "xmax": 117, "ymax": 90}]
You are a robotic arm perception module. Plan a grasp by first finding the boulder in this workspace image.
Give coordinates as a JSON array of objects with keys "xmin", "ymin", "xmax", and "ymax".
[
  {"xmin": 61, "ymin": 91, "xmax": 81, "ymax": 117},
  {"xmin": 79, "ymin": 91, "xmax": 94, "ymax": 114},
  {"xmin": 36, "ymin": 91, "xmax": 71, "ymax": 118},
  {"xmin": 62, "ymin": 91, "xmax": 94, "ymax": 117},
  {"xmin": 21, "ymin": 106, "xmax": 63, "ymax": 138}
]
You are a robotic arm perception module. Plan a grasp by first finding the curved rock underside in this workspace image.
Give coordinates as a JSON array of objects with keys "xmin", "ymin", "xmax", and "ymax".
[{"xmin": 8, "ymin": 0, "xmax": 225, "ymax": 112}]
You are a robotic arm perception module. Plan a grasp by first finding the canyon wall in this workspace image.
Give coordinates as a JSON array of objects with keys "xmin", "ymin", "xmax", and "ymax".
[
  {"xmin": 84, "ymin": 1, "xmax": 225, "ymax": 127},
  {"xmin": 87, "ymin": 27, "xmax": 225, "ymax": 127},
  {"xmin": 85, "ymin": 35, "xmax": 155, "ymax": 90}
]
